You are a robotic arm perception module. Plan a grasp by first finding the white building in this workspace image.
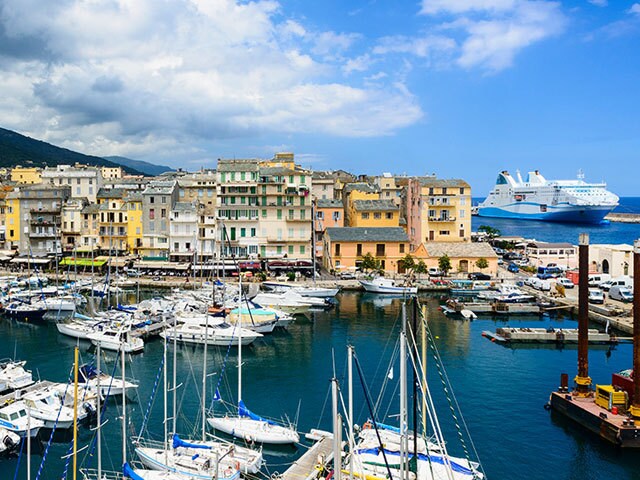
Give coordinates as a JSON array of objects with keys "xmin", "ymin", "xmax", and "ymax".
[
  {"xmin": 169, "ymin": 201, "xmax": 200, "ymax": 262},
  {"xmin": 42, "ymin": 165, "xmax": 103, "ymax": 203},
  {"xmin": 589, "ymin": 244, "xmax": 635, "ymax": 277}
]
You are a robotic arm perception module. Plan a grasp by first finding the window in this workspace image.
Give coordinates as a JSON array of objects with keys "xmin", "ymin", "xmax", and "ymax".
[
  {"xmin": 460, "ymin": 197, "xmax": 465, "ymax": 206},
  {"xmin": 335, "ymin": 243, "xmax": 341, "ymax": 256},
  {"xmin": 442, "ymin": 188, "xmax": 447, "ymax": 195},
  {"xmin": 174, "ymin": 242, "xmax": 179, "ymax": 250},
  {"xmin": 376, "ymin": 244, "xmax": 385, "ymax": 256},
  {"xmin": 161, "ymin": 209, "xmax": 166, "ymax": 218},
  {"xmin": 262, "ymin": 209, "xmax": 267, "ymax": 218},
  {"xmin": 300, "ymin": 210, "xmax": 305, "ymax": 220},
  {"xmin": 300, "ymin": 197, "xmax": 305, "ymax": 206},
  {"xmin": 459, "ymin": 229, "xmax": 465, "ymax": 237},
  {"xmin": 460, "ymin": 210, "xmax": 465, "ymax": 218},
  {"xmin": 356, "ymin": 244, "xmax": 362, "ymax": 256},
  {"xmin": 400, "ymin": 244, "xmax": 405, "ymax": 253},
  {"xmin": 289, "ymin": 175, "xmax": 294, "ymax": 183},
  {"xmin": 250, "ymin": 228, "xmax": 256, "ymax": 237},
  {"xmin": 231, "ymin": 173, "xmax": 235, "ymax": 181},
  {"xmin": 288, "ymin": 245, "xmax": 294, "ymax": 255},
  {"xmin": 221, "ymin": 173, "xmax": 226, "ymax": 182},
  {"xmin": 374, "ymin": 212, "xmax": 381, "ymax": 219},
  {"xmin": 429, "ymin": 209, "xmax": 436, "ymax": 218},
  {"xmin": 289, "ymin": 209, "xmax": 294, "ymax": 220},
  {"xmin": 149, "ymin": 208, "xmax": 155, "ymax": 219},
  {"xmin": 288, "ymin": 228, "xmax": 294, "ymax": 238},
  {"xmin": 386, "ymin": 191, "xmax": 390, "ymax": 197},
  {"xmin": 317, "ymin": 211, "xmax": 324, "ymax": 219},
  {"xmin": 241, "ymin": 172, "xmax": 246, "ymax": 181},
  {"xmin": 300, "ymin": 245, "xmax": 305, "ymax": 254},
  {"xmin": 362, "ymin": 213, "xmax": 370, "ymax": 219},
  {"xmin": 241, "ymin": 228, "xmax": 246, "ymax": 237},
  {"xmin": 277, "ymin": 209, "xmax": 282, "ymax": 220},
  {"xmin": 150, "ymin": 197, "xmax": 155, "ymax": 204},
  {"xmin": 300, "ymin": 175, "xmax": 306, "ymax": 184},
  {"xmin": 386, "ymin": 212, "xmax": 393, "ymax": 219},
  {"xmin": 333, "ymin": 211, "xmax": 340, "ymax": 221},
  {"xmin": 277, "ymin": 246, "xmax": 283, "ymax": 254},
  {"xmin": 439, "ymin": 230, "xmax": 450, "ymax": 235},
  {"xmin": 460, "ymin": 187, "xmax": 465, "ymax": 194}
]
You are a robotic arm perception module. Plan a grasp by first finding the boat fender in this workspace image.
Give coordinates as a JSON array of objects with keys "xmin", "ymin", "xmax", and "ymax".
[
  {"xmin": 224, "ymin": 468, "xmax": 234, "ymax": 477},
  {"xmin": 235, "ymin": 461, "xmax": 240, "ymax": 471},
  {"xmin": 363, "ymin": 420, "xmax": 372, "ymax": 430}
]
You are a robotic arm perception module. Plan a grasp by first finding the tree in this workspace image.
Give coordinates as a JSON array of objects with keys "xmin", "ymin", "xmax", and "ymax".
[
  {"xmin": 475, "ymin": 257, "xmax": 489, "ymax": 271},
  {"xmin": 415, "ymin": 260, "xmax": 428, "ymax": 279},
  {"xmin": 478, "ymin": 225, "xmax": 501, "ymax": 239},
  {"xmin": 438, "ymin": 254, "xmax": 451, "ymax": 276},
  {"xmin": 398, "ymin": 254, "xmax": 416, "ymax": 274},
  {"xmin": 360, "ymin": 252, "xmax": 381, "ymax": 273}
]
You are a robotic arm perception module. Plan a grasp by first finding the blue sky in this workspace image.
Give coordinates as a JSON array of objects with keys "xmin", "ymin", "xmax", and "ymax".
[{"xmin": 0, "ymin": 0, "xmax": 638, "ymax": 195}]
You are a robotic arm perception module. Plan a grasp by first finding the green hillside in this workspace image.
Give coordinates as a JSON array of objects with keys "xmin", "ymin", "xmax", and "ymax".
[{"xmin": 0, "ymin": 127, "xmax": 144, "ymax": 175}]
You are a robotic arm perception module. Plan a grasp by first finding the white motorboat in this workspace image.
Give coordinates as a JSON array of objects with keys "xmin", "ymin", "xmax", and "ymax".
[
  {"xmin": 31, "ymin": 295, "xmax": 79, "ymax": 313},
  {"xmin": 0, "ymin": 401, "xmax": 45, "ymax": 437},
  {"xmin": 23, "ymin": 387, "xmax": 76, "ymax": 429},
  {"xmin": 359, "ymin": 277, "xmax": 418, "ymax": 295},
  {"xmin": 0, "ymin": 427, "xmax": 20, "ymax": 454},
  {"xmin": 4, "ymin": 302, "xmax": 47, "ymax": 322},
  {"xmin": 251, "ymin": 290, "xmax": 327, "ymax": 313},
  {"xmin": 160, "ymin": 323, "xmax": 262, "ymax": 347},
  {"xmin": 78, "ymin": 364, "xmax": 138, "ymax": 397},
  {"xmin": 87, "ymin": 328, "xmax": 145, "ymax": 353},
  {"xmin": 0, "ymin": 360, "xmax": 34, "ymax": 392},
  {"xmin": 56, "ymin": 319, "xmax": 103, "ymax": 339},
  {"xmin": 262, "ymin": 282, "xmax": 339, "ymax": 298}
]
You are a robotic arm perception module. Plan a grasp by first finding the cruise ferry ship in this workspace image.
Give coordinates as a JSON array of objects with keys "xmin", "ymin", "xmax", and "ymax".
[{"xmin": 477, "ymin": 170, "xmax": 619, "ymax": 223}]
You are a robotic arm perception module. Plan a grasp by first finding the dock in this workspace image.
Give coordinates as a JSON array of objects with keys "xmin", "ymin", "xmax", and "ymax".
[
  {"xmin": 443, "ymin": 300, "xmax": 542, "ymax": 316},
  {"xmin": 482, "ymin": 327, "xmax": 624, "ymax": 345},
  {"xmin": 279, "ymin": 435, "xmax": 334, "ymax": 480},
  {"xmin": 604, "ymin": 213, "xmax": 640, "ymax": 223}
]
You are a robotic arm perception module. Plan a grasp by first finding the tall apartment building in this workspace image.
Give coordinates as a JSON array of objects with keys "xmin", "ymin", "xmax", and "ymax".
[
  {"xmin": 314, "ymin": 199, "xmax": 344, "ymax": 261},
  {"xmin": 216, "ymin": 154, "xmax": 312, "ymax": 259},
  {"xmin": 169, "ymin": 201, "xmax": 204, "ymax": 262},
  {"xmin": 80, "ymin": 204, "xmax": 100, "ymax": 250},
  {"xmin": 404, "ymin": 177, "xmax": 472, "ymax": 248},
  {"xmin": 5, "ymin": 184, "xmax": 71, "ymax": 254},
  {"xmin": 61, "ymin": 199, "xmax": 87, "ymax": 252},
  {"xmin": 141, "ymin": 180, "xmax": 179, "ymax": 259},
  {"xmin": 126, "ymin": 193, "xmax": 143, "ymax": 255},
  {"xmin": 178, "ymin": 169, "xmax": 217, "ymax": 214},
  {"xmin": 97, "ymin": 188, "xmax": 129, "ymax": 253},
  {"xmin": 42, "ymin": 164, "xmax": 103, "ymax": 203}
]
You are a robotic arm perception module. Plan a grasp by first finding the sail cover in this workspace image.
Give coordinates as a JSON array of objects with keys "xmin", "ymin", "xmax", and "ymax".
[
  {"xmin": 123, "ymin": 462, "xmax": 145, "ymax": 480},
  {"xmin": 173, "ymin": 434, "xmax": 211, "ymax": 450},
  {"xmin": 238, "ymin": 400, "xmax": 276, "ymax": 425}
]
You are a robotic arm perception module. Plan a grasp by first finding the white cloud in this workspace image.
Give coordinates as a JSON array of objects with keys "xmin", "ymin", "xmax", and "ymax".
[
  {"xmin": 0, "ymin": 0, "xmax": 422, "ymax": 159},
  {"xmin": 630, "ymin": 3, "xmax": 640, "ymax": 15},
  {"xmin": 588, "ymin": 0, "xmax": 608, "ymax": 7},
  {"xmin": 420, "ymin": 0, "xmax": 517, "ymax": 15},
  {"xmin": 412, "ymin": 0, "xmax": 566, "ymax": 72},
  {"xmin": 374, "ymin": 35, "xmax": 456, "ymax": 58}
]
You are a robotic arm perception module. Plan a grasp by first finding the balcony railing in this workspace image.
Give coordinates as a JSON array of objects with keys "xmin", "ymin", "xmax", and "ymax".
[{"xmin": 428, "ymin": 216, "xmax": 456, "ymax": 222}]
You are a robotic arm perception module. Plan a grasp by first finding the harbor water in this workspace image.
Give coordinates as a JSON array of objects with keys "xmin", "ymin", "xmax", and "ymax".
[
  {"xmin": 473, "ymin": 196, "xmax": 640, "ymax": 244},
  {"xmin": 1, "ymin": 291, "xmax": 640, "ymax": 480}
]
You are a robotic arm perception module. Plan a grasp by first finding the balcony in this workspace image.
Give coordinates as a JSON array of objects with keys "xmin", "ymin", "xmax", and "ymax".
[
  {"xmin": 428, "ymin": 216, "xmax": 456, "ymax": 222},
  {"xmin": 286, "ymin": 216, "xmax": 309, "ymax": 222},
  {"xmin": 30, "ymin": 219, "xmax": 61, "ymax": 226},
  {"xmin": 30, "ymin": 207, "xmax": 60, "ymax": 214},
  {"xmin": 29, "ymin": 231, "xmax": 57, "ymax": 239}
]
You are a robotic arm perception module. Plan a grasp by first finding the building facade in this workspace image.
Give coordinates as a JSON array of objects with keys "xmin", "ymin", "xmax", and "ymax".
[
  {"xmin": 349, "ymin": 199, "xmax": 400, "ymax": 228},
  {"xmin": 42, "ymin": 164, "xmax": 103, "ymax": 203},
  {"xmin": 141, "ymin": 180, "xmax": 179, "ymax": 259}
]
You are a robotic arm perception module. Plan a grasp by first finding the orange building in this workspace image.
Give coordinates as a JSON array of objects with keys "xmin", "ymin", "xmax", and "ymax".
[
  {"xmin": 323, "ymin": 227, "xmax": 409, "ymax": 273},
  {"xmin": 349, "ymin": 199, "xmax": 400, "ymax": 227},
  {"xmin": 314, "ymin": 199, "xmax": 344, "ymax": 260}
]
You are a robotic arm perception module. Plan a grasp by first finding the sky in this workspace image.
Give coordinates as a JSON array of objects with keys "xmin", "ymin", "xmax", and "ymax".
[{"xmin": 0, "ymin": 0, "xmax": 638, "ymax": 195}]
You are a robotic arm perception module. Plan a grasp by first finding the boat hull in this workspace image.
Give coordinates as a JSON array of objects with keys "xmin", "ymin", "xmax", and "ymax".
[
  {"xmin": 477, "ymin": 204, "xmax": 614, "ymax": 224},
  {"xmin": 207, "ymin": 416, "xmax": 299, "ymax": 445},
  {"xmin": 359, "ymin": 281, "xmax": 417, "ymax": 295}
]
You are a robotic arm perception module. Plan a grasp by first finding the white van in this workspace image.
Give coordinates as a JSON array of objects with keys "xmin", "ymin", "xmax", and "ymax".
[
  {"xmin": 609, "ymin": 285, "xmax": 633, "ymax": 303},
  {"xmin": 600, "ymin": 276, "xmax": 633, "ymax": 292},
  {"xmin": 531, "ymin": 277, "xmax": 551, "ymax": 291},
  {"xmin": 588, "ymin": 273, "xmax": 611, "ymax": 287}
]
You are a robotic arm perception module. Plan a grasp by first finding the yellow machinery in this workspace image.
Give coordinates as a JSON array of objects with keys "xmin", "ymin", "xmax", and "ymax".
[{"xmin": 595, "ymin": 385, "xmax": 628, "ymax": 412}]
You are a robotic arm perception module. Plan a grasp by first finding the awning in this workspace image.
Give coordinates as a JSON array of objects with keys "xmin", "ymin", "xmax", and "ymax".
[
  {"xmin": 135, "ymin": 261, "xmax": 191, "ymax": 270},
  {"xmin": 10, "ymin": 257, "xmax": 51, "ymax": 264},
  {"xmin": 95, "ymin": 256, "xmax": 131, "ymax": 267},
  {"xmin": 59, "ymin": 258, "xmax": 108, "ymax": 267},
  {"xmin": 75, "ymin": 246, "xmax": 99, "ymax": 253},
  {"xmin": 192, "ymin": 264, "xmax": 237, "ymax": 271}
]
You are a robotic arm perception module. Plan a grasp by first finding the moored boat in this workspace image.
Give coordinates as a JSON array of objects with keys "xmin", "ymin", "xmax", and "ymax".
[{"xmin": 359, "ymin": 277, "xmax": 417, "ymax": 294}]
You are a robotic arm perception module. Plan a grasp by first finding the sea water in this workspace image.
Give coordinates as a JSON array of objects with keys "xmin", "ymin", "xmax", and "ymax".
[{"xmin": 1, "ymin": 291, "xmax": 639, "ymax": 480}]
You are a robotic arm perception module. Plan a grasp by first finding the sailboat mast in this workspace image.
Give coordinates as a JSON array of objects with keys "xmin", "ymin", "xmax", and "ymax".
[
  {"xmin": 400, "ymin": 303, "xmax": 408, "ymax": 480},
  {"xmin": 412, "ymin": 299, "xmax": 418, "ymax": 460},
  {"xmin": 347, "ymin": 345, "xmax": 354, "ymax": 480},
  {"xmin": 96, "ymin": 342, "xmax": 102, "ymax": 480},
  {"xmin": 163, "ymin": 322, "xmax": 168, "ymax": 464},
  {"xmin": 311, "ymin": 200, "xmax": 317, "ymax": 285},
  {"xmin": 421, "ymin": 305, "xmax": 427, "ymax": 437},
  {"xmin": 172, "ymin": 313, "xmax": 178, "ymax": 435},
  {"xmin": 331, "ymin": 378, "xmax": 342, "ymax": 480},
  {"xmin": 27, "ymin": 408, "xmax": 31, "ymax": 480},
  {"xmin": 121, "ymin": 343, "xmax": 127, "ymax": 465},
  {"xmin": 202, "ymin": 312, "xmax": 209, "ymax": 441},
  {"xmin": 238, "ymin": 273, "xmax": 242, "ymax": 404},
  {"xmin": 73, "ymin": 345, "xmax": 79, "ymax": 480}
]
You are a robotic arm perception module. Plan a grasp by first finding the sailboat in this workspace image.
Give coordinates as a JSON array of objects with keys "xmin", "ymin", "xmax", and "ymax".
[
  {"xmin": 207, "ymin": 275, "xmax": 300, "ymax": 445},
  {"xmin": 343, "ymin": 300, "xmax": 484, "ymax": 480}
]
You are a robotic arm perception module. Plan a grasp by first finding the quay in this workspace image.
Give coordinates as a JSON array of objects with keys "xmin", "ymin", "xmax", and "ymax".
[
  {"xmin": 548, "ymin": 236, "xmax": 640, "ymax": 448},
  {"xmin": 604, "ymin": 213, "xmax": 640, "ymax": 223},
  {"xmin": 482, "ymin": 327, "xmax": 624, "ymax": 345},
  {"xmin": 278, "ymin": 435, "xmax": 334, "ymax": 480}
]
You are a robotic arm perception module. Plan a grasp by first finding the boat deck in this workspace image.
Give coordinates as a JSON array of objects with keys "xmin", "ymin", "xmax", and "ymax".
[
  {"xmin": 280, "ymin": 435, "xmax": 333, "ymax": 480},
  {"xmin": 550, "ymin": 391, "xmax": 640, "ymax": 447}
]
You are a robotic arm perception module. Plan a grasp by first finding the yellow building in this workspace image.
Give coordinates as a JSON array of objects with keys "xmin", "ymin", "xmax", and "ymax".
[
  {"xmin": 101, "ymin": 166, "xmax": 123, "ymax": 180},
  {"xmin": 342, "ymin": 183, "xmax": 379, "ymax": 226},
  {"xmin": 126, "ymin": 193, "xmax": 143, "ymax": 254},
  {"xmin": 349, "ymin": 199, "xmax": 400, "ymax": 228},
  {"xmin": 405, "ymin": 177, "xmax": 472, "ymax": 248},
  {"xmin": 323, "ymin": 227, "xmax": 409, "ymax": 274},
  {"xmin": 412, "ymin": 242, "xmax": 499, "ymax": 276},
  {"xmin": 5, "ymin": 194, "xmax": 20, "ymax": 245},
  {"xmin": 11, "ymin": 167, "xmax": 42, "ymax": 185}
]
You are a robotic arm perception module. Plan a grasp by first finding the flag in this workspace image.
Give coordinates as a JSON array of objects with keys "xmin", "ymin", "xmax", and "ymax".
[
  {"xmin": 387, "ymin": 367, "xmax": 394, "ymax": 380},
  {"xmin": 213, "ymin": 388, "xmax": 222, "ymax": 401}
]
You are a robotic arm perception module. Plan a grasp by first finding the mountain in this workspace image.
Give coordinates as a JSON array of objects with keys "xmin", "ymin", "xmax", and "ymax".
[
  {"xmin": 104, "ymin": 156, "xmax": 175, "ymax": 176},
  {"xmin": 0, "ymin": 127, "xmax": 144, "ymax": 175}
]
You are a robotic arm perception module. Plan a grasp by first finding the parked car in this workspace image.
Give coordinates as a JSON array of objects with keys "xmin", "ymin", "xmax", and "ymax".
[
  {"xmin": 530, "ymin": 278, "xmax": 551, "ymax": 291},
  {"xmin": 339, "ymin": 271, "xmax": 357, "ymax": 280},
  {"xmin": 588, "ymin": 273, "xmax": 611, "ymax": 287},
  {"xmin": 503, "ymin": 252, "xmax": 522, "ymax": 261},
  {"xmin": 599, "ymin": 276, "xmax": 633, "ymax": 292},
  {"xmin": 493, "ymin": 247, "xmax": 505, "ymax": 255},
  {"xmin": 428, "ymin": 268, "xmax": 444, "ymax": 277},
  {"xmin": 126, "ymin": 269, "xmax": 141, "ymax": 277},
  {"xmin": 609, "ymin": 285, "xmax": 633, "ymax": 302},
  {"xmin": 507, "ymin": 262, "xmax": 520, "ymax": 273},
  {"xmin": 556, "ymin": 277, "xmax": 574, "ymax": 289},
  {"xmin": 468, "ymin": 272, "xmax": 491, "ymax": 280},
  {"xmin": 588, "ymin": 288, "xmax": 605, "ymax": 304}
]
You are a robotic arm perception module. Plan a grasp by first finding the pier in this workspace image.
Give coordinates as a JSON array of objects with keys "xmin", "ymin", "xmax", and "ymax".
[
  {"xmin": 604, "ymin": 213, "xmax": 640, "ymax": 223},
  {"xmin": 279, "ymin": 435, "xmax": 334, "ymax": 480}
]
